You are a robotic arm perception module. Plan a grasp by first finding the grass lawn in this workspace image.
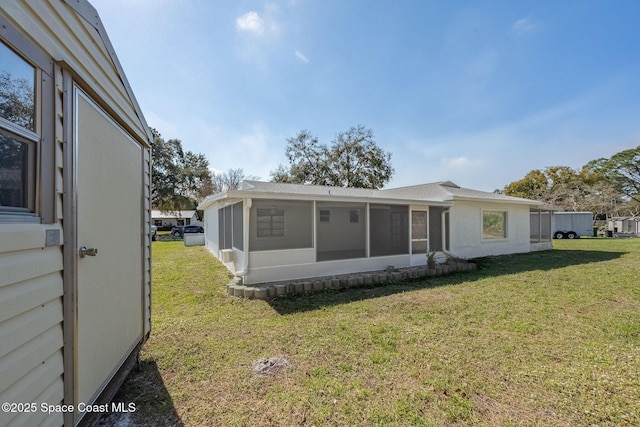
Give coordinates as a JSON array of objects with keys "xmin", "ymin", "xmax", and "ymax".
[{"xmin": 111, "ymin": 238, "xmax": 640, "ymax": 426}]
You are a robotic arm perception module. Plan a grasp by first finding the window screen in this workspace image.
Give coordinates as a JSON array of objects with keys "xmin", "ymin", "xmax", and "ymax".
[
  {"xmin": 370, "ymin": 204, "xmax": 409, "ymax": 256},
  {"xmin": 232, "ymin": 202, "xmax": 243, "ymax": 250}
]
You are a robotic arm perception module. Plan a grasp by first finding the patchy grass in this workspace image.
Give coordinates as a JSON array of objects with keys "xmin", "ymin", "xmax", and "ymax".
[{"xmin": 113, "ymin": 239, "xmax": 640, "ymax": 426}]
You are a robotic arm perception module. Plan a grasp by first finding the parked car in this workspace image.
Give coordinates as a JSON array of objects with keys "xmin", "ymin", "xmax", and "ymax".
[
  {"xmin": 171, "ymin": 225, "xmax": 204, "ymax": 238},
  {"xmin": 151, "ymin": 225, "xmax": 157, "ymax": 241}
]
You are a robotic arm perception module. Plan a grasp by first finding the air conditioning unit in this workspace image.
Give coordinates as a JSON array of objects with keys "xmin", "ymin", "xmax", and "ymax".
[{"xmin": 220, "ymin": 249, "xmax": 235, "ymax": 263}]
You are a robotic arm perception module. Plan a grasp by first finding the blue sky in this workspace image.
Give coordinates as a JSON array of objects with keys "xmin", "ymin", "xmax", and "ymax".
[{"xmin": 91, "ymin": 0, "xmax": 640, "ymax": 191}]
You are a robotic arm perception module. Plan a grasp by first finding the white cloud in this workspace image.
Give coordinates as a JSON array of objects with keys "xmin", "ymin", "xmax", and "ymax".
[
  {"xmin": 295, "ymin": 50, "xmax": 309, "ymax": 63},
  {"xmin": 511, "ymin": 17, "xmax": 539, "ymax": 35},
  {"xmin": 236, "ymin": 11, "xmax": 265, "ymax": 34},
  {"xmin": 439, "ymin": 156, "xmax": 484, "ymax": 168}
]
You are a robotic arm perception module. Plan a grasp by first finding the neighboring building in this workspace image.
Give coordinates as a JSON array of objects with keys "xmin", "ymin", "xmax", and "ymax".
[
  {"xmin": 198, "ymin": 181, "xmax": 554, "ymax": 285},
  {"xmin": 1, "ymin": 1, "xmax": 151, "ymax": 426},
  {"xmin": 151, "ymin": 209, "xmax": 203, "ymax": 229},
  {"xmin": 608, "ymin": 217, "xmax": 640, "ymax": 235}
]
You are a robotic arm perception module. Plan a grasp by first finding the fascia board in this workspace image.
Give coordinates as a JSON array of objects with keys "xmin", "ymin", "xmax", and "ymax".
[{"xmin": 218, "ymin": 190, "xmax": 453, "ymax": 207}]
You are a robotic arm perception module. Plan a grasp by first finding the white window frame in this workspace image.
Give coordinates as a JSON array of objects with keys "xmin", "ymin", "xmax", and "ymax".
[
  {"xmin": 410, "ymin": 210, "xmax": 429, "ymax": 254},
  {"xmin": 482, "ymin": 210, "xmax": 507, "ymax": 240}
]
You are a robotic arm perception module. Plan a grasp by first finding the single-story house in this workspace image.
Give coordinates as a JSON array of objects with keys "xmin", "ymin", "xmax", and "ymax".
[
  {"xmin": 608, "ymin": 217, "xmax": 640, "ymax": 235},
  {"xmin": 1, "ymin": 1, "xmax": 151, "ymax": 426},
  {"xmin": 151, "ymin": 209, "xmax": 203, "ymax": 229},
  {"xmin": 198, "ymin": 181, "xmax": 554, "ymax": 285}
]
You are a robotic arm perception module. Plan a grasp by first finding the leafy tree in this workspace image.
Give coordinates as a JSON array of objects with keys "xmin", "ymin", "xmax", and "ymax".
[
  {"xmin": 271, "ymin": 125, "xmax": 394, "ymax": 189},
  {"xmin": 503, "ymin": 149, "xmax": 639, "ymax": 217},
  {"xmin": 586, "ymin": 146, "xmax": 640, "ymax": 203},
  {"xmin": 328, "ymin": 126, "xmax": 394, "ymax": 188},
  {"xmin": 271, "ymin": 130, "xmax": 332, "ymax": 185},
  {"xmin": 503, "ymin": 169, "xmax": 548, "ymax": 199},
  {"xmin": 151, "ymin": 128, "xmax": 212, "ymax": 212}
]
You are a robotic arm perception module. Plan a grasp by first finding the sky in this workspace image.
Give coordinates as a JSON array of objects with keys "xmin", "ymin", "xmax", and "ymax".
[{"xmin": 91, "ymin": 0, "xmax": 640, "ymax": 192}]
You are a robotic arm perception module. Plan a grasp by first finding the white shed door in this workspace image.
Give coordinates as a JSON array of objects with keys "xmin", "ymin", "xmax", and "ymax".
[{"xmin": 75, "ymin": 90, "xmax": 143, "ymax": 409}]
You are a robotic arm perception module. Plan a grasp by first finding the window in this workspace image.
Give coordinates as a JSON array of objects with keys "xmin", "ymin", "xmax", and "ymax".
[
  {"xmin": 483, "ymin": 211, "xmax": 507, "ymax": 239},
  {"xmin": 319, "ymin": 209, "xmax": 330, "ymax": 222},
  {"xmin": 350, "ymin": 209, "xmax": 360, "ymax": 223},
  {"xmin": 257, "ymin": 207, "xmax": 285, "ymax": 238},
  {"xmin": 0, "ymin": 41, "xmax": 38, "ymax": 216}
]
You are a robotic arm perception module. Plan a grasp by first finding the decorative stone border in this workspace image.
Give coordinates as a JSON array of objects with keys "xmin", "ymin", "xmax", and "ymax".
[{"xmin": 225, "ymin": 261, "xmax": 477, "ymax": 300}]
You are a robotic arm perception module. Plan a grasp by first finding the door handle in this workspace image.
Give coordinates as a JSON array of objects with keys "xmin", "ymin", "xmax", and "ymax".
[{"xmin": 79, "ymin": 246, "xmax": 98, "ymax": 258}]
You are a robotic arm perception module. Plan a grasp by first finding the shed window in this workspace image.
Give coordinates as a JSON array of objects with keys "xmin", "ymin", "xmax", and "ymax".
[
  {"xmin": 257, "ymin": 208, "xmax": 285, "ymax": 238},
  {"xmin": 483, "ymin": 211, "xmax": 507, "ymax": 239},
  {"xmin": 0, "ymin": 41, "xmax": 38, "ymax": 217}
]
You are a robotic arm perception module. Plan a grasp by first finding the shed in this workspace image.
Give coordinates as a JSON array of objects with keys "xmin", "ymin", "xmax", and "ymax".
[
  {"xmin": 608, "ymin": 217, "xmax": 640, "ymax": 236},
  {"xmin": 1, "ymin": 1, "xmax": 151, "ymax": 426},
  {"xmin": 198, "ymin": 181, "xmax": 553, "ymax": 285}
]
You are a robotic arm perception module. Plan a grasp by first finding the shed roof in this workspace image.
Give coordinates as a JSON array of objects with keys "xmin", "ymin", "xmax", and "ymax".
[
  {"xmin": 198, "ymin": 180, "xmax": 546, "ymax": 210},
  {"xmin": 0, "ymin": 0, "xmax": 152, "ymax": 146}
]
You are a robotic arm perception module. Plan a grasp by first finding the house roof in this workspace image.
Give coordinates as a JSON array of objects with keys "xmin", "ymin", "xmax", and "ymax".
[
  {"xmin": 151, "ymin": 210, "xmax": 196, "ymax": 219},
  {"xmin": 198, "ymin": 180, "xmax": 548, "ymax": 210}
]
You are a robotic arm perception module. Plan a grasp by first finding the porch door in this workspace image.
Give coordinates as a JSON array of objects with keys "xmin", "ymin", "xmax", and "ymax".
[
  {"xmin": 75, "ymin": 89, "xmax": 143, "ymax": 412},
  {"xmin": 410, "ymin": 210, "xmax": 428, "ymax": 265}
]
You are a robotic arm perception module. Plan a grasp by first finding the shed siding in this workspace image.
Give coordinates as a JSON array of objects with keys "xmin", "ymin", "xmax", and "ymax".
[
  {"xmin": 143, "ymin": 136, "xmax": 152, "ymax": 336},
  {"xmin": 1, "ymin": 2, "xmax": 151, "ymax": 426},
  {"xmin": 0, "ymin": 238, "xmax": 64, "ymax": 427}
]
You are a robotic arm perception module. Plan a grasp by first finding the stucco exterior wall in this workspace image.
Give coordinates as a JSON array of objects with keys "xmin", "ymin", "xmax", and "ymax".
[{"xmin": 449, "ymin": 200, "xmax": 531, "ymax": 259}]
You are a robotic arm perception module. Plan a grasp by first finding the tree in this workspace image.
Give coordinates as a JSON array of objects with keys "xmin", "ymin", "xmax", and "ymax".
[
  {"xmin": 151, "ymin": 128, "xmax": 212, "ymax": 212},
  {"xmin": 328, "ymin": 126, "xmax": 394, "ymax": 188},
  {"xmin": 503, "ymin": 153, "xmax": 637, "ymax": 217},
  {"xmin": 211, "ymin": 168, "xmax": 260, "ymax": 193},
  {"xmin": 586, "ymin": 146, "xmax": 640, "ymax": 203},
  {"xmin": 271, "ymin": 125, "xmax": 394, "ymax": 189},
  {"xmin": 271, "ymin": 130, "xmax": 332, "ymax": 185},
  {"xmin": 503, "ymin": 169, "xmax": 549, "ymax": 200},
  {"xmin": 0, "ymin": 71, "xmax": 34, "ymax": 130}
]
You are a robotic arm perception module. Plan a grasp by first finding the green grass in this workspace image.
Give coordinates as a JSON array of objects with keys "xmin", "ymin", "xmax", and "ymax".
[{"xmin": 114, "ymin": 238, "xmax": 640, "ymax": 426}]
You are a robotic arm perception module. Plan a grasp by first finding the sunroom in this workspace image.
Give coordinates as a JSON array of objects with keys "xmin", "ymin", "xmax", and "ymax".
[{"xmin": 202, "ymin": 183, "xmax": 453, "ymax": 285}]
